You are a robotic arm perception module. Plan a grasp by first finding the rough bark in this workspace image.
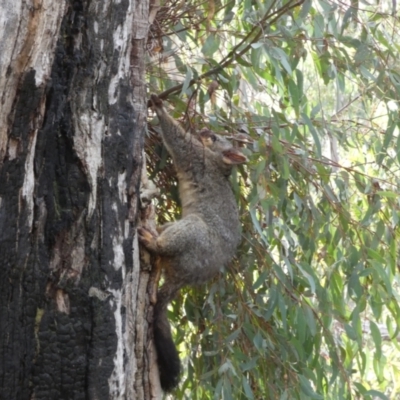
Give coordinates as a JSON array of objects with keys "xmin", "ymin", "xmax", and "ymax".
[{"xmin": 0, "ymin": 0, "xmax": 153, "ymax": 399}]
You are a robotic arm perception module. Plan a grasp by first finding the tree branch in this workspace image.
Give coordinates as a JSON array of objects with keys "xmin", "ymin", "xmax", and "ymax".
[{"xmin": 151, "ymin": 0, "xmax": 305, "ymax": 103}]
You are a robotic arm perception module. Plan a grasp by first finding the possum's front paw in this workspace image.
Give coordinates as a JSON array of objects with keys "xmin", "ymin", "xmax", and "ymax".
[{"xmin": 137, "ymin": 226, "xmax": 159, "ymax": 251}]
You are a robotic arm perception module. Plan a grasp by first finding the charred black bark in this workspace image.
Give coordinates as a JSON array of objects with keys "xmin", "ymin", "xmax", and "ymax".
[
  {"xmin": 0, "ymin": 68, "xmax": 47, "ymax": 400},
  {"xmin": 0, "ymin": 0, "xmax": 144, "ymax": 399}
]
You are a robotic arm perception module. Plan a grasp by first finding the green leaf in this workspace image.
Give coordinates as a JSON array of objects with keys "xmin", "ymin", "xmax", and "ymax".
[
  {"xmin": 265, "ymin": 285, "xmax": 278, "ymax": 321},
  {"xmin": 252, "ymin": 270, "xmax": 269, "ymax": 290},
  {"xmin": 242, "ymin": 377, "xmax": 255, "ymax": 399},
  {"xmin": 371, "ymin": 262, "xmax": 392, "ymax": 296},
  {"xmin": 367, "ymin": 248, "xmax": 385, "ymax": 264},
  {"xmin": 297, "ymin": 263, "xmax": 316, "ymax": 294},
  {"xmin": 251, "ymin": 42, "xmax": 264, "ymax": 49},
  {"xmin": 288, "ymin": 79, "xmax": 299, "ymax": 116},
  {"xmin": 201, "ymin": 33, "xmax": 221, "ymax": 57},
  {"xmin": 344, "ymin": 323, "xmax": 358, "ymax": 341},
  {"xmin": 268, "ymin": 47, "xmax": 292, "ymax": 75},
  {"xmin": 301, "ymin": 113, "xmax": 322, "ymax": 157},
  {"xmin": 370, "ymin": 321, "xmax": 382, "ymax": 359},
  {"xmin": 364, "ymin": 391, "xmax": 388, "ymax": 400},
  {"xmin": 240, "ymin": 357, "xmax": 259, "ymax": 372},
  {"xmin": 221, "ymin": 10, "xmax": 234, "ymax": 25},
  {"xmin": 173, "ymin": 21, "xmax": 187, "ymax": 42},
  {"xmin": 376, "ymin": 191, "xmax": 397, "ymax": 198},
  {"xmin": 303, "ymin": 304, "xmax": 317, "ymax": 336},
  {"xmin": 299, "ymin": 0, "xmax": 312, "ymax": 20},
  {"xmin": 181, "ymin": 66, "xmax": 193, "ymax": 95},
  {"xmin": 299, "ymin": 375, "xmax": 324, "ymax": 399},
  {"xmin": 251, "ymin": 46, "xmax": 263, "ymax": 69}
]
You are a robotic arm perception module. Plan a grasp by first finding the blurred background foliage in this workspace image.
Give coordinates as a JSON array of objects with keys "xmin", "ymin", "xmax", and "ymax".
[{"xmin": 145, "ymin": 0, "xmax": 400, "ymax": 398}]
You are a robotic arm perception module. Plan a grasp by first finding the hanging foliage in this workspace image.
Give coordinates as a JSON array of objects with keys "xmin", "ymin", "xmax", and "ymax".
[{"xmin": 147, "ymin": 1, "xmax": 400, "ymax": 398}]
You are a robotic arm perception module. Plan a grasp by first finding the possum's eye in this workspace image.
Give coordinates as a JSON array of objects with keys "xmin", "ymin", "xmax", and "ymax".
[{"xmin": 198, "ymin": 129, "xmax": 218, "ymax": 148}]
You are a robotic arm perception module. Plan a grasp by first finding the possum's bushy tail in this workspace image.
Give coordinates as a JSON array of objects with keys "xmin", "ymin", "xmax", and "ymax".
[{"xmin": 153, "ymin": 283, "xmax": 181, "ymax": 392}]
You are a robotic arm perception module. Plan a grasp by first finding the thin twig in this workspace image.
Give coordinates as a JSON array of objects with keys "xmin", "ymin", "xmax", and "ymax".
[{"xmin": 150, "ymin": 0, "xmax": 305, "ymax": 104}]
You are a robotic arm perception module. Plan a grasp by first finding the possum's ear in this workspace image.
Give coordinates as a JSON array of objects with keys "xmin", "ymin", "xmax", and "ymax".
[{"xmin": 222, "ymin": 148, "xmax": 247, "ymax": 165}]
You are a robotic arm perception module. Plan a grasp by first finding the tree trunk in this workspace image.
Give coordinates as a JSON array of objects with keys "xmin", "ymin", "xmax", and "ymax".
[{"xmin": 0, "ymin": 0, "xmax": 157, "ymax": 398}]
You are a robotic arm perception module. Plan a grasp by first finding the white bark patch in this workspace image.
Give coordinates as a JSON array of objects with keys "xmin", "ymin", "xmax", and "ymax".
[
  {"xmin": 88, "ymin": 287, "xmax": 111, "ymax": 301},
  {"xmin": 108, "ymin": 6, "xmax": 133, "ymax": 106},
  {"xmin": 0, "ymin": 0, "xmax": 66, "ymax": 162},
  {"xmin": 72, "ymin": 111, "xmax": 104, "ymax": 218},
  {"xmin": 56, "ymin": 289, "xmax": 70, "ymax": 314},
  {"xmin": 108, "ymin": 75, "xmax": 120, "ymax": 105},
  {"xmin": 22, "ymin": 130, "xmax": 39, "ymax": 231},
  {"xmin": 112, "ymin": 235, "xmax": 125, "ymax": 274},
  {"xmin": 113, "ymin": 24, "xmax": 124, "ymax": 52},
  {"xmin": 30, "ymin": 3, "xmax": 67, "ymax": 85},
  {"xmin": 108, "ymin": 289, "xmax": 126, "ymax": 399},
  {"xmin": 118, "ymin": 171, "xmax": 127, "ymax": 204},
  {"xmin": 7, "ymin": 138, "xmax": 19, "ymax": 160}
]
